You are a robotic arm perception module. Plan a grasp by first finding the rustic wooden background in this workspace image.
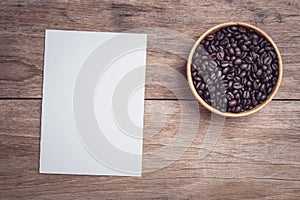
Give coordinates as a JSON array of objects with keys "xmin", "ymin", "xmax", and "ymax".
[{"xmin": 1, "ymin": 0, "xmax": 300, "ymax": 199}]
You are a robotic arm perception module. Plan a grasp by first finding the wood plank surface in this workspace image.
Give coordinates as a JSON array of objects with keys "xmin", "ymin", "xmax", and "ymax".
[
  {"xmin": 0, "ymin": 100, "xmax": 299, "ymax": 199},
  {"xmin": 1, "ymin": 0, "xmax": 300, "ymax": 199},
  {"xmin": 0, "ymin": 0, "xmax": 299, "ymax": 99}
]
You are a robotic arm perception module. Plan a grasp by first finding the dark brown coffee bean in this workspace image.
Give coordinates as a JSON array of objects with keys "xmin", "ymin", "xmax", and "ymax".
[
  {"xmin": 228, "ymin": 99, "xmax": 237, "ymax": 107},
  {"xmin": 238, "ymin": 26, "xmax": 246, "ymax": 33},
  {"xmin": 256, "ymin": 69, "xmax": 263, "ymax": 76},
  {"xmin": 217, "ymin": 70, "xmax": 222, "ymax": 78},
  {"xmin": 264, "ymin": 56, "xmax": 272, "ymax": 65},
  {"xmin": 261, "ymin": 93, "xmax": 267, "ymax": 101},
  {"xmin": 217, "ymin": 32, "xmax": 224, "ymax": 40},
  {"xmin": 222, "ymin": 67, "xmax": 230, "ymax": 74},
  {"xmin": 239, "ymin": 63, "xmax": 248, "ymax": 70},
  {"xmin": 217, "ymin": 51, "xmax": 224, "ymax": 60},
  {"xmin": 227, "ymin": 91, "xmax": 234, "ymax": 99},
  {"xmin": 252, "ymin": 64, "xmax": 257, "ymax": 72},
  {"xmin": 247, "ymin": 81, "xmax": 252, "ymax": 87},
  {"xmin": 243, "ymin": 91, "xmax": 250, "ymax": 99},
  {"xmin": 252, "ymin": 97, "xmax": 258, "ymax": 106},
  {"xmin": 227, "ymin": 74, "xmax": 234, "ymax": 80},
  {"xmin": 256, "ymin": 92, "xmax": 263, "ymax": 101},
  {"xmin": 207, "ymin": 34, "xmax": 214, "ymax": 41},
  {"xmin": 221, "ymin": 62, "xmax": 229, "ymax": 67},
  {"xmin": 260, "ymin": 83, "xmax": 266, "ymax": 92},
  {"xmin": 234, "ymin": 76, "xmax": 241, "ymax": 83},
  {"xmin": 235, "ymin": 93, "xmax": 241, "ymax": 100},
  {"xmin": 233, "ymin": 82, "xmax": 243, "ymax": 90},
  {"xmin": 240, "ymin": 71, "xmax": 247, "ymax": 78},
  {"xmin": 245, "ymin": 41, "xmax": 252, "ymax": 46},
  {"xmin": 199, "ymin": 83, "xmax": 205, "ymax": 90},
  {"xmin": 267, "ymin": 87, "xmax": 273, "ymax": 94},
  {"xmin": 234, "ymin": 58, "xmax": 242, "ymax": 65},
  {"xmin": 241, "ymin": 44, "xmax": 248, "ymax": 51},
  {"xmin": 208, "ymin": 61, "xmax": 217, "ymax": 68},
  {"xmin": 229, "ymin": 47, "xmax": 235, "ymax": 55},
  {"xmin": 235, "ymin": 106, "xmax": 241, "ymax": 112}
]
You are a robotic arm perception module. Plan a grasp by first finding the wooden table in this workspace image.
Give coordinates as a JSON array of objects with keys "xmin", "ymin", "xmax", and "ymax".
[{"xmin": 1, "ymin": 0, "xmax": 300, "ymax": 199}]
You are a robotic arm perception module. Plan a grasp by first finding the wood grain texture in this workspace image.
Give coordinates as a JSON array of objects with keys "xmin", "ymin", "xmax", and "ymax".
[
  {"xmin": 0, "ymin": 100, "xmax": 299, "ymax": 199},
  {"xmin": 1, "ymin": 0, "xmax": 300, "ymax": 199},
  {"xmin": 0, "ymin": 0, "xmax": 299, "ymax": 99}
]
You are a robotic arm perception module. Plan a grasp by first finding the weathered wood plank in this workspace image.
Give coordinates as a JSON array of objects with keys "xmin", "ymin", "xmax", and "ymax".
[
  {"xmin": 0, "ymin": 0, "xmax": 299, "ymax": 99},
  {"xmin": 0, "ymin": 99, "xmax": 299, "ymax": 199}
]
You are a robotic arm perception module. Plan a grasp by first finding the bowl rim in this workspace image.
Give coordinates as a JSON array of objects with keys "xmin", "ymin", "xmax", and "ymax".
[{"xmin": 186, "ymin": 22, "xmax": 283, "ymax": 117}]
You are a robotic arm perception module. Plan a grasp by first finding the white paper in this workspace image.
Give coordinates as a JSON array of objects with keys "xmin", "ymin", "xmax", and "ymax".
[{"xmin": 40, "ymin": 30, "xmax": 147, "ymax": 176}]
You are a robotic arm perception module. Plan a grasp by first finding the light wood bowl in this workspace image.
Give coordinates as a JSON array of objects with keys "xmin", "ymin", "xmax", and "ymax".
[{"xmin": 186, "ymin": 22, "xmax": 283, "ymax": 117}]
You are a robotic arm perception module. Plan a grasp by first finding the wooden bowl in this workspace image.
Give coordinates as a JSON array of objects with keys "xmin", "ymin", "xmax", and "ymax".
[{"xmin": 186, "ymin": 22, "xmax": 283, "ymax": 117}]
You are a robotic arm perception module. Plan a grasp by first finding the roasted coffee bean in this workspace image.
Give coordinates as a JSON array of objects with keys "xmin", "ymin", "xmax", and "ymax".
[
  {"xmin": 191, "ymin": 25, "xmax": 279, "ymax": 113},
  {"xmin": 240, "ymin": 63, "xmax": 248, "ymax": 70},
  {"xmin": 240, "ymin": 71, "xmax": 247, "ymax": 78},
  {"xmin": 260, "ymin": 83, "xmax": 266, "ymax": 92},
  {"xmin": 209, "ymin": 61, "xmax": 218, "ymax": 68},
  {"xmin": 227, "ymin": 92, "xmax": 235, "ymax": 100},
  {"xmin": 233, "ymin": 82, "xmax": 243, "ymax": 90},
  {"xmin": 264, "ymin": 56, "xmax": 272, "ymax": 65},
  {"xmin": 256, "ymin": 92, "xmax": 263, "ymax": 101},
  {"xmin": 222, "ymin": 67, "xmax": 230, "ymax": 74},
  {"xmin": 228, "ymin": 99, "xmax": 238, "ymax": 107},
  {"xmin": 243, "ymin": 91, "xmax": 250, "ymax": 99},
  {"xmin": 234, "ymin": 58, "xmax": 242, "ymax": 65},
  {"xmin": 229, "ymin": 47, "xmax": 235, "ymax": 55},
  {"xmin": 200, "ymin": 83, "xmax": 205, "ymax": 90},
  {"xmin": 235, "ymin": 106, "xmax": 241, "ymax": 113},
  {"xmin": 256, "ymin": 69, "xmax": 263, "ymax": 76},
  {"xmin": 217, "ymin": 51, "xmax": 225, "ymax": 60},
  {"xmin": 207, "ymin": 34, "xmax": 215, "ymax": 41},
  {"xmin": 234, "ymin": 76, "xmax": 241, "ymax": 83}
]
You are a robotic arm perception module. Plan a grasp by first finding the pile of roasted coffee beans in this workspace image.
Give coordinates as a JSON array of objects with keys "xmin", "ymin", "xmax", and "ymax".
[{"xmin": 191, "ymin": 25, "xmax": 279, "ymax": 113}]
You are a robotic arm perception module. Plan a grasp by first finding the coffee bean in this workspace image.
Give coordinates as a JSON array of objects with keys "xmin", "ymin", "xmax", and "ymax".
[
  {"xmin": 267, "ymin": 87, "xmax": 273, "ymax": 94},
  {"xmin": 234, "ymin": 76, "xmax": 241, "ymax": 83},
  {"xmin": 252, "ymin": 64, "xmax": 258, "ymax": 72},
  {"xmin": 234, "ymin": 58, "xmax": 242, "ymax": 65},
  {"xmin": 264, "ymin": 56, "xmax": 272, "ymax": 65},
  {"xmin": 235, "ymin": 93, "xmax": 241, "ymax": 100},
  {"xmin": 221, "ymin": 62, "xmax": 229, "ymax": 67},
  {"xmin": 217, "ymin": 70, "xmax": 222, "ymax": 78},
  {"xmin": 207, "ymin": 34, "xmax": 214, "ymax": 41},
  {"xmin": 240, "ymin": 71, "xmax": 247, "ymax": 78},
  {"xmin": 247, "ymin": 81, "xmax": 252, "ymax": 87},
  {"xmin": 243, "ymin": 91, "xmax": 250, "ymax": 99},
  {"xmin": 208, "ymin": 61, "xmax": 217, "ymax": 68},
  {"xmin": 195, "ymin": 77, "xmax": 203, "ymax": 82},
  {"xmin": 256, "ymin": 69, "xmax": 263, "ymax": 76},
  {"xmin": 256, "ymin": 92, "xmax": 263, "ymax": 101},
  {"xmin": 200, "ymin": 83, "xmax": 205, "ymax": 90},
  {"xmin": 262, "ymin": 65, "xmax": 268, "ymax": 71},
  {"xmin": 261, "ymin": 93, "xmax": 267, "ymax": 101},
  {"xmin": 228, "ymin": 99, "xmax": 238, "ymax": 107},
  {"xmin": 229, "ymin": 47, "xmax": 235, "ymax": 55},
  {"xmin": 227, "ymin": 74, "xmax": 234, "ymax": 80},
  {"xmin": 260, "ymin": 83, "xmax": 266, "ymax": 92},
  {"xmin": 233, "ymin": 82, "xmax": 243, "ymax": 90},
  {"xmin": 235, "ymin": 106, "xmax": 241, "ymax": 112},
  {"xmin": 217, "ymin": 51, "xmax": 225, "ymax": 60},
  {"xmin": 241, "ymin": 44, "xmax": 248, "ymax": 51},
  {"xmin": 222, "ymin": 67, "xmax": 230, "ymax": 74},
  {"xmin": 191, "ymin": 25, "xmax": 279, "ymax": 113},
  {"xmin": 238, "ymin": 26, "xmax": 247, "ymax": 33},
  {"xmin": 235, "ymin": 47, "xmax": 241, "ymax": 53},
  {"xmin": 239, "ymin": 63, "xmax": 248, "ymax": 70}
]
